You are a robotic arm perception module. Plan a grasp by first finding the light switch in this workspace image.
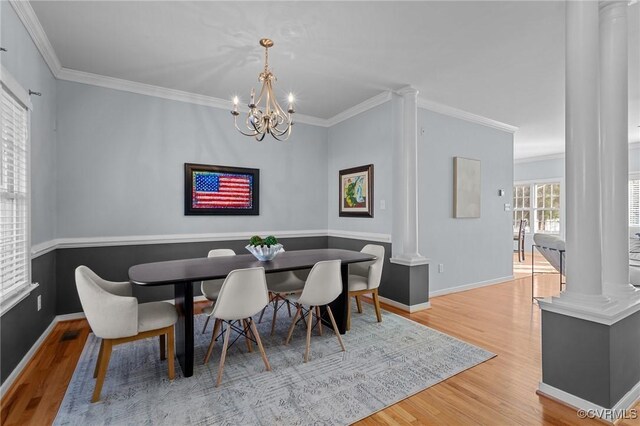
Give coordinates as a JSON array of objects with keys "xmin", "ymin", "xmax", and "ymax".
[{"xmin": 380, "ymin": 200, "xmax": 386, "ymax": 210}]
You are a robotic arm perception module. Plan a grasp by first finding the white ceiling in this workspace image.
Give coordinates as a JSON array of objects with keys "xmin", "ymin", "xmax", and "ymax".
[{"xmin": 29, "ymin": 1, "xmax": 640, "ymax": 159}]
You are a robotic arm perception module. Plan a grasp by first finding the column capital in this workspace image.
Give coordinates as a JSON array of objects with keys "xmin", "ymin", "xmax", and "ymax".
[
  {"xmin": 599, "ymin": 1, "xmax": 627, "ymax": 16},
  {"xmin": 396, "ymin": 86, "xmax": 419, "ymax": 97}
]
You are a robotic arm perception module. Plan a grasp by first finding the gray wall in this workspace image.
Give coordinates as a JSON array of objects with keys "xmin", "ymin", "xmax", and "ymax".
[
  {"xmin": 327, "ymin": 102, "xmax": 394, "ymax": 235},
  {"xmin": 55, "ymin": 237, "xmax": 327, "ymax": 315},
  {"xmin": 1, "ymin": 252, "xmax": 57, "ymax": 383},
  {"xmin": 56, "ymin": 80, "xmax": 329, "ymax": 238},
  {"xmin": 542, "ymin": 309, "xmax": 640, "ymax": 408},
  {"xmin": 418, "ymin": 109, "xmax": 514, "ymax": 294},
  {"xmin": 1, "ymin": 2, "xmax": 58, "ymax": 245},
  {"xmin": 1, "ymin": 3, "xmax": 58, "ymax": 386}
]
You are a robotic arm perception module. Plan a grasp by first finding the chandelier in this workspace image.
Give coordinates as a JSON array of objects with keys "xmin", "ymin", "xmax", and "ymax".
[{"xmin": 232, "ymin": 38, "xmax": 295, "ymax": 141}]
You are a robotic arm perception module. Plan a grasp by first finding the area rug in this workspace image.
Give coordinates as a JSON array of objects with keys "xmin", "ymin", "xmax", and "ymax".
[{"xmin": 54, "ymin": 302, "xmax": 495, "ymax": 425}]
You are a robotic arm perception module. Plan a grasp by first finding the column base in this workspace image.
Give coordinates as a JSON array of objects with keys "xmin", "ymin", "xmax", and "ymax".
[
  {"xmin": 390, "ymin": 253, "xmax": 430, "ymax": 266},
  {"xmin": 539, "ymin": 308, "xmax": 640, "ymax": 416},
  {"xmin": 604, "ymin": 282, "xmax": 640, "ymax": 300},
  {"xmin": 549, "ymin": 290, "xmax": 618, "ymax": 311}
]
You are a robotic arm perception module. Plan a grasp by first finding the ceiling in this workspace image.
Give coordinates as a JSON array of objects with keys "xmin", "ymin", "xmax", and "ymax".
[{"xmin": 28, "ymin": 1, "xmax": 640, "ymax": 159}]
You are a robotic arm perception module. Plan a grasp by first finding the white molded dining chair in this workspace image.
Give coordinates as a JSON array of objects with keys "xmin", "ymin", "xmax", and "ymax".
[
  {"xmin": 75, "ymin": 266, "xmax": 178, "ymax": 402},
  {"xmin": 285, "ymin": 260, "xmax": 345, "ymax": 363},
  {"xmin": 203, "ymin": 267, "xmax": 271, "ymax": 387},
  {"xmin": 347, "ymin": 244, "xmax": 385, "ymax": 330},
  {"xmin": 201, "ymin": 249, "xmax": 236, "ymax": 334},
  {"xmin": 259, "ymin": 251, "xmax": 306, "ymax": 335}
]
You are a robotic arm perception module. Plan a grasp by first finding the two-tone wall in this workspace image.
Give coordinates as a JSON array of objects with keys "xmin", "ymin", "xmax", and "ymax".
[
  {"xmin": 1, "ymin": 2, "xmax": 58, "ymax": 384},
  {"xmin": 1, "ymin": 1, "xmax": 516, "ymax": 388}
]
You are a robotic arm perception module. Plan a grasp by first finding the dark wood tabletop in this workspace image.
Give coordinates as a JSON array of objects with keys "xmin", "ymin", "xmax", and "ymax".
[{"xmin": 129, "ymin": 248, "xmax": 376, "ymax": 285}]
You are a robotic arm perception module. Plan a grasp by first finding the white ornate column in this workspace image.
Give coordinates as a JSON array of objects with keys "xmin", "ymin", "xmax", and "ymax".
[
  {"xmin": 391, "ymin": 86, "xmax": 428, "ymax": 266},
  {"xmin": 600, "ymin": 1, "xmax": 639, "ymax": 299},
  {"xmin": 553, "ymin": 0, "xmax": 614, "ymax": 309}
]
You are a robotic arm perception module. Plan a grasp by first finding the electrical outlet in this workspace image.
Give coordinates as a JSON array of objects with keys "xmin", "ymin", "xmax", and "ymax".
[
  {"xmin": 37, "ymin": 295, "xmax": 42, "ymax": 311},
  {"xmin": 438, "ymin": 263, "xmax": 444, "ymax": 273},
  {"xmin": 504, "ymin": 203, "xmax": 511, "ymax": 211}
]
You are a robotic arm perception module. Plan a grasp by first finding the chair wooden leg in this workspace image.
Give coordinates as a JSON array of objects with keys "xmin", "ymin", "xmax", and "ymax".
[
  {"xmin": 270, "ymin": 296, "xmax": 279, "ymax": 336},
  {"xmin": 93, "ymin": 339, "xmax": 104, "ymax": 379},
  {"xmin": 167, "ymin": 326, "xmax": 175, "ymax": 380},
  {"xmin": 315, "ymin": 306, "xmax": 323, "ymax": 335},
  {"xmin": 243, "ymin": 319, "xmax": 253, "ymax": 352},
  {"xmin": 326, "ymin": 306, "xmax": 346, "ymax": 352},
  {"xmin": 285, "ymin": 306, "xmax": 301, "ymax": 345},
  {"xmin": 249, "ymin": 319, "xmax": 271, "ymax": 372},
  {"xmin": 346, "ymin": 296, "xmax": 352, "ymax": 331},
  {"xmin": 204, "ymin": 319, "xmax": 221, "ymax": 364},
  {"xmin": 159, "ymin": 334, "xmax": 166, "ymax": 360},
  {"xmin": 92, "ymin": 339, "xmax": 112, "ymax": 403},
  {"xmin": 215, "ymin": 322, "xmax": 231, "ymax": 387},
  {"xmin": 304, "ymin": 306, "xmax": 313, "ymax": 363},
  {"xmin": 372, "ymin": 289, "xmax": 382, "ymax": 323},
  {"xmin": 202, "ymin": 316, "xmax": 211, "ymax": 334},
  {"xmin": 355, "ymin": 296, "xmax": 363, "ymax": 313}
]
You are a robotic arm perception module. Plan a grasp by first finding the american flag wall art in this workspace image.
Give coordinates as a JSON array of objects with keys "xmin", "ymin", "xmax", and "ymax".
[{"xmin": 184, "ymin": 163, "xmax": 259, "ymax": 215}]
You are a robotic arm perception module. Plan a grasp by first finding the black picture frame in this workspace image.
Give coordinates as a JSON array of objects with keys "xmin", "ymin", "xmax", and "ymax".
[
  {"xmin": 184, "ymin": 163, "xmax": 259, "ymax": 215},
  {"xmin": 339, "ymin": 164, "xmax": 374, "ymax": 218}
]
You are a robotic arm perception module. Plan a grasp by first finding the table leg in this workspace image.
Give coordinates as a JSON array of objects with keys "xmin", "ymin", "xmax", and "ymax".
[
  {"xmin": 325, "ymin": 263, "xmax": 349, "ymax": 334},
  {"xmin": 174, "ymin": 282, "xmax": 194, "ymax": 377}
]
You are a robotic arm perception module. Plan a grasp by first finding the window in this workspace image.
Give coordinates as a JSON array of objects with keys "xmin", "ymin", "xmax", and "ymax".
[
  {"xmin": 513, "ymin": 182, "xmax": 561, "ymax": 234},
  {"xmin": 1, "ymin": 82, "xmax": 30, "ymax": 311},
  {"xmin": 631, "ymin": 178, "xmax": 640, "ymax": 227},
  {"xmin": 513, "ymin": 184, "xmax": 531, "ymax": 233}
]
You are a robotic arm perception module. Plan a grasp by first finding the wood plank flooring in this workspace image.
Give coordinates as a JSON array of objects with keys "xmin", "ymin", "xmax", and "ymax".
[{"xmin": 1, "ymin": 263, "xmax": 639, "ymax": 425}]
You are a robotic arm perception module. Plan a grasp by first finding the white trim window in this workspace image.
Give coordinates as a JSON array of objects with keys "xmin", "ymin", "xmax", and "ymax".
[
  {"xmin": 1, "ymin": 74, "xmax": 32, "ymax": 314},
  {"xmin": 630, "ymin": 177, "xmax": 639, "ymax": 227},
  {"xmin": 513, "ymin": 182, "xmax": 561, "ymax": 234}
]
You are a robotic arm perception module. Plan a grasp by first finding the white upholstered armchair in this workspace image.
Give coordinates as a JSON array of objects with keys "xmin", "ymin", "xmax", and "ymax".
[{"xmin": 75, "ymin": 266, "xmax": 178, "ymax": 402}]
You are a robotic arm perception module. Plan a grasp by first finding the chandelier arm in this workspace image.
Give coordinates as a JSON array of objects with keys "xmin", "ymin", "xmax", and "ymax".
[{"xmin": 234, "ymin": 115, "xmax": 262, "ymax": 137}]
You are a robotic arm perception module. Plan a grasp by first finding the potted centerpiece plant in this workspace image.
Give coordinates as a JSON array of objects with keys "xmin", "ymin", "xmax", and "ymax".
[{"xmin": 246, "ymin": 235, "xmax": 283, "ymax": 261}]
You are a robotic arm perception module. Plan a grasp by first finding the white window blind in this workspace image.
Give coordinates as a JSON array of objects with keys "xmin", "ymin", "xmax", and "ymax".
[
  {"xmin": 1, "ymin": 84, "xmax": 29, "ymax": 303},
  {"xmin": 630, "ymin": 178, "xmax": 640, "ymax": 227}
]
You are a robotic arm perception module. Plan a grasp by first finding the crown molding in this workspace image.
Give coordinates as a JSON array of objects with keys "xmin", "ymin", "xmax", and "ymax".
[
  {"xmin": 10, "ymin": 0, "xmax": 518, "ymax": 133},
  {"xmin": 514, "ymin": 141, "xmax": 640, "ymax": 164},
  {"xmin": 9, "ymin": 0, "xmax": 62, "ymax": 76},
  {"xmin": 514, "ymin": 152, "xmax": 566, "ymax": 164},
  {"xmin": 417, "ymin": 98, "xmax": 519, "ymax": 134},
  {"xmin": 324, "ymin": 91, "xmax": 393, "ymax": 127},
  {"xmin": 57, "ymin": 67, "xmax": 326, "ymax": 127}
]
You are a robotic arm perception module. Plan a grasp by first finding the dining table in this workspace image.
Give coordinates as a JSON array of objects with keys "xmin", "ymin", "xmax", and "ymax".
[{"xmin": 128, "ymin": 248, "xmax": 377, "ymax": 377}]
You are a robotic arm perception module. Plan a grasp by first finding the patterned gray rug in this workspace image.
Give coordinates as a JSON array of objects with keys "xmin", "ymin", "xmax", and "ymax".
[{"xmin": 55, "ymin": 302, "xmax": 494, "ymax": 425}]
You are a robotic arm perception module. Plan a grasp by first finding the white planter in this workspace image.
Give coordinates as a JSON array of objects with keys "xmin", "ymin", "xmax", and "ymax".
[{"xmin": 246, "ymin": 243, "xmax": 283, "ymax": 262}]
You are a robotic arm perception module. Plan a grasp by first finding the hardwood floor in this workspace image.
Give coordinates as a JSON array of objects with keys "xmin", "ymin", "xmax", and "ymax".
[{"xmin": 2, "ymin": 266, "xmax": 639, "ymax": 425}]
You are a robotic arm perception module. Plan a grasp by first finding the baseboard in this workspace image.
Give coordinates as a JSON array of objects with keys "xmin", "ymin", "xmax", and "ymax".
[
  {"xmin": 538, "ymin": 381, "xmax": 640, "ymax": 424},
  {"xmin": 377, "ymin": 295, "xmax": 431, "ymax": 313},
  {"xmin": 0, "ymin": 318, "xmax": 57, "ymax": 398},
  {"xmin": 429, "ymin": 275, "xmax": 513, "ymax": 298}
]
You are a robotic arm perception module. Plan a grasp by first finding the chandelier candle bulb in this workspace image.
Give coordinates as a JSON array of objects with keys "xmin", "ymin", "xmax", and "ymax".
[{"xmin": 232, "ymin": 96, "xmax": 239, "ymax": 114}]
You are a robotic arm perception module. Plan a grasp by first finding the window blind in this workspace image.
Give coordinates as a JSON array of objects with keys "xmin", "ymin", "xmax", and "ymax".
[
  {"xmin": 630, "ymin": 179, "xmax": 640, "ymax": 227},
  {"xmin": 1, "ymin": 85, "xmax": 29, "ymax": 301}
]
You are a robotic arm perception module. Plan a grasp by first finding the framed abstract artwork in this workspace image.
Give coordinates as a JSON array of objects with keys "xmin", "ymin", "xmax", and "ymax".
[
  {"xmin": 453, "ymin": 157, "xmax": 481, "ymax": 218},
  {"xmin": 184, "ymin": 163, "xmax": 259, "ymax": 215},
  {"xmin": 339, "ymin": 164, "xmax": 374, "ymax": 217}
]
